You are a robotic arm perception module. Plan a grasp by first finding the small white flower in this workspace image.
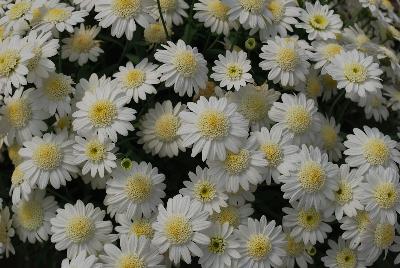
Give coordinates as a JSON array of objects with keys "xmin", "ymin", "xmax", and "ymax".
[
  {"xmin": 61, "ymin": 251, "xmax": 101, "ymax": 268},
  {"xmin": 0, "ymin": 204, "xmax": 15, "ymax": 258},
  {"xmin": 281, "ymin": 231, "xmax": 314, "ymax": 268},
  {"xmin": 210, "ymin": 202, "xmax": 253, "ymax": 228},
  {"xmin": 225, "ymin": 0, "xmax": 271, "ymax": 29},
  {"xmin": 383, "ymin": 84, "xmax": 400, "ymax": 111},
  {"xmin": 339, "ymin": 210, "xmax": 371, "ymax": 248},
  {"xmin": 358, "ymin": 92, "xmax": 389, "ymax": 122},
  {"xmin": 316, "ymin": 115, "xmax": 345, "ymax": 162},
  {"xmin": 115, "ymin": 211, "xmax": 156, "ymax": 239},
  {"xmin": 149, "ymin": 0, "xmax": 189, "ymax": 26},
  {"xmin": 9, "ymin": 165, "xmax": 34, "ymax": 204},
  {"xmin": 310, "ymin": 41, "xmax": 343, "ymax": 71},
  {"xmin": 321, "ymin": 238, "xmax": 367, "ymax": 268}
]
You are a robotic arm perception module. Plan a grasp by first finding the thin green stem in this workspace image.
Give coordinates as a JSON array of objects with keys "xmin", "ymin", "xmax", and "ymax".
[
  {"xmin": 328, "ymin": 90, "xmax": 345, "ymax": 116},
  {"xmin": 156, "ymin": 0, "xmax": 170, "ymax": 40}
]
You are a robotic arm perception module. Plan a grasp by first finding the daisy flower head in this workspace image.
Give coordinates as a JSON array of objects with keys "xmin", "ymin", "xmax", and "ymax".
[
  {"xmin": 0, "ymin": 88, "xmax": 50, "ymax": 144},
  {"xmin": 281, "ymin": 231, "xmax": 314, "ymax": 268},
  {"xmin": 0, "ymin": 204, "xmax": 15, "ymax": 258},
  {"xmin": 227, "ymin": 83, "xmax": 280, "ymax": 130},
  {"xmin": 341, "ymin": 25, "xmax": 374, "ymax": 52},
  {"xmin": 384, "ymin": 84, "xmax": 400, "ymax": 111},
  {"xmin": 152, "ymin": 194, "xmax": 211, "ymax": 264},
  {"xmin": 19, "ymin": 131, "xmax": 78, "ymax": 189},
  {"xmin": 316, "ymin": 115, "xmax": 345, "ymax": 162},
  {"xmin": 95, "ymin": 0, "xmax": 154, "ymax": 40},
  {"xmin": 73, "ymin": 0, "xmax": 96, "ymax": 11},
  {"xmin": 9, "ymin": 164, "xmax": 34, "ymax": 204},
  {"xmin": 74, "ymin": 73, "xmax": 112, "ymax": 103},
  {"xmin": 207, "ymin": 137, "xmax": 267, "ymax": 193},
  {"xmin": 283, "ymin": 202, "xmax": 334, "ymax": 245},
  {"xmin": 72, "ymin": 80, "xmax": 136, "ymax": 142},
  {"xmin": 12, "ymin": 190, "xmax": 58, "ymax": 243},
  {"xmin": 150, "ymin": 0, "xmax": 189, "ymax": 26},
  {"xmin": 321, "ymin": 238, "xmax": 367, "ymax": 268},
  {"xmin": 224, "ymin": 0, "xmax": 271, "ymax": 29},
  {"xmin": 210, "ymin": 202, "xmax": 253, "ymax": 227},
  {"xmin": 359, "ymin": 92, "xmax": 389, "ymax": 122},
  {"xmin": 235, "ymin": 216, "xmax": 286, "ymax": 268},
  {"xmin": 297, "ymin": 0, "xmax": 343, "ymax": 41},
  {"xmin": 143, "ymin": 22, "xmax": 170, "ymax": 44},
  {"xmin": 193, "ymin": 0, "xmax": 238, "ymax": 36},
  {"xmin": 61, "ymin": 24, "xmax": 103, "ymax": 66},
  {"xmin": 343, "ymin": 126, "xmax": 400, "ymax": 174},
  {"xmin": 137, "ymin": 100, "xmax": 185, "ymax": 158},
  {"xmin": 115, "ymin": 211, "xmax": 156, "ymax": 239},
  {"xmin": 280, "ymin": 144, "xmax": 339, "ymax": 209},
  {"xmin": 325, "ymin": 49, "xmax": 383, "ymax": 99},
  {"xmin": 296, "ymin": 68, "xmax": 323, "ymax": 100},
  {"xmin": 73, "ymin": 134, "xmax": 117, "ymax": 178},
  {"xmin": 113, "ymin": 58, "xmax": 160, "ymax": 103},
  {"xmin": 211, "ymin": 50, "xmax": 253, "ymax": 91},
  {"xmin": 104, "ymin": 161, "xmax": 166, "ymax": 218},
  {"xmin": 248, "ymin": 125, "xmax": 299, "ymax": 184},
  {"xmin": 180, "ymin": 166, "xmax": 228, "ymax": 214},
  {"xmin": 321, "ymin": 74, "xmax": 338, "ymax": 101},
  {"xmin": 0, "ymin": 0, "xmax": 42, "ymax": 32},
  {"xmin": 155, "ymin": 39, "xmax": 208, "ymax": 97},
  {"xmin": 61, "ymin": 251, "xmax": 101, "ymax": 268},
  {"xmin": 310, "ymin": 41, "xmax": 344, "ymax": 71},
  {"xmin": 339, "ymin": 210, "xmax": 371, "ymax": 248},
  {"xmin": 178, "ymin": 96, "xmax": 249, "ymax": 161},
  {"xmin": 268, "ymin": 93, "xmax": 321, "ymax": 145},
  {"xmin": 259, "ymin": 36, "xmax": 310, "ymax": 87}
]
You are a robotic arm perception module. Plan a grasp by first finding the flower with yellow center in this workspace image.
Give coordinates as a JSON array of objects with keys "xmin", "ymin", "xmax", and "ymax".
[
  {"xmin": 11, "ymin": 166, "xmax": 25, "ymax": 186},
  {"xmin": 88, "ymin": 100, "xmax": 118, "ymax": 128},
  {"xmin": 226, "ymin": 64, "xmax": 243, "ymax": 80},
  {"xmin": 373, "ymin": 182, "xmax": 398, "ymax": 209},
  {"xmin": 309, "ymin": 14, "xmax": 329, "ymax": 30},
  {"xmin": 285, "ymin": 234, "xmax": 305, "ymax": 256},
  {"xmin": 323, "ymin": 43, "xmax": 343, "ymax": 60},
  {"xmin": 198, "ymin": 110, "xmax": 230, "ymax": 139},
  {"xmin": 298, "ymin": 161, "xmax": 326, "ymax": 192},
  {"xmin": 276, "ymin": 47, "xmax": 299, "ymax": 72},
  {"xmin": 66, "ymin": 216, "xmax": 95, "ymax": 243},
  {"xmin": 154, "ymin": 114, "xmax": 179, "ymax": 142},
  {"xmin": 285, "ymin": 106, "xmax": 312, "ymax": 134},
  {"xmin": 112, "ymin": 0, "xmax": 141, "ymax": 18},
  {"xmin": 335, "ymin": 182, "xmax": 353, "ymax": 205},
  {"xmin": 208, "ymin": 236, "xmax": 226, "ymax": 253},
  {"xmin": 130, "ymin": 219, "xmax": 154, "ymax": 238},
  {"xmin": 164, "ymin": 215, "xmax": 193, "ymax": 245},
  {"xmin": 125, "ymin": 174, "xmax": 153, "ymax": 203},
  {"xmin": 297, "ymin": 208, "xmax": 321, "ymax": 231},
  {"xmin": 144, "ymin": 23, "xmax": 169, "ymax": 44},
  {"xmin": 5, "ymin": 99, "xmax": 32, "ymax": 129},
  {"xmin": 362, "ymin": 138, "xmax": 389, "ymax": 166},
  {"xmin": 0, "ymin": 50, "xmax": 20, "ymax": 77},
  {"xmin": 193, "ymin": 181, "xmax": 217, "ymax": 202},
  {"xmin": 374, "ymin": 223, "xmax": 395, "ymax": 249},
  {"xmin": 32, "ymin": 143, "xmax": 62, "ymax": 171},
  {"xmin": 7, "ymin": 1, "xmax": 31, "ymax": 20},
  {"xmin": 344, "ymin": 63, "xmax": 367, "ymax": 83},
  {"xmin": 335, "ymin": 248, "xmax": 357, "ymax": 268},
  {"xmin": 247, "ymin": 234, "xmax": 272, "ymax": 260},
  {"xmin": 207, "ymin": 0, "xmax": 229, "ymax": 20},
  {"xmin": 239, "ymin": 0, "xmax": 264, "ymax": 12},
  {"xmin": 321, "ymin": 238, "xmax": 365, "ymax": 268},
  {"xmin": 355, "ymin": 211, "xmax": 370, "ymax": 232},
  {"xmin": 173, "ymin": 51, "xmax": 198, "ymax": 76},
  {"xmin": 84, "ymin": 140, "xmax": 106, "ymax": 162},
  {"xmin": 261, "ymin": 143, "xmax": 283, "ymax": 168},
  {"xmin": 321, "ymin": 125, "xmax": 338, "ymax": 150},
  {"xmin": 118, "ymin": 254, "xmax": 145, "ymax": 268},
  {"xmin": 267, "ymin": 0, "xmax": 284, "ymax": 22},
  {"xmin": 159, "ymin": 0, "xmax": 177, "ymax": 12},
  {"xmin": 43, "ymin": 74, "xmax": 73, "ymax": 101},
  {"xmin": 224, "ymin": 149, "xmax": 250, "ymax": 175},
  {"xmin": 43, "ymin": 8, "xmax": 71, "ymax": 23},
  {"xmin": 194, "ymin": 0, "xmax": 236, "ymax": 35},
  {"xmin": 211, "ymin": 205, "xmax": 241, "ymax": 227},
  {"xmin": 16, "ymin": 200, "xmax": 44, "ymax": 231}
]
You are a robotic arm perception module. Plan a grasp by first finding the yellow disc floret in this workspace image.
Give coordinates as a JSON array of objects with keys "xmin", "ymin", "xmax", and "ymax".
[
  {"xmin": 43, "ymin": 74, "xmax": 73, "ymax": 101},
  {"xmin": 8, "ymin": 1, "xmax": 31, "ymax": 20},
  {"xmin": 112, "ymin": 0, "xmax": 141, "ymax": 18},
  {"xmin": 207, "ymin": 0, "xmax": 230, "ymax": 20},
  {"xmin": 43, "ymin": 8, "xmax": 71, "ymax": 22},
  {"xmin": 323, "ymin": 43, "xmax": 343, "ymax": 60},
  {"xmin": 374, "ymin": 182, "xmax": 398, "ymax": 209},
  {"xmin": 261, "ymin": 143, "xmax": 283, "ymax": 167},
  {"xmin": 298, "ymin": 161, "xmax": 326, "ymax": 192},
  {"xmin": 159, "ymin": 0, "xmax": 176, "ymax": 12},
  {"xmin": 211, "ymin": 205, "xmax": 240, "ymax": 227},
  {"xmin": 321, "ymin": 125, "xmax": 337, "ymax": 150},
  {"xmin": 194, "ymin": 180, "xmax": 217, "ymax": 202},
  {"xmin": 66, "ymin": 216, "xmax": 95, "ymax": 243},
  {"xmin": 208, "ymin": 236, "xmax": 226, "ymax": 254},
  {"xmin": 298, "ymin": 208, "xmax": 321, "ymax": 231},
  {"xmin": 88, "ymin": 100, "xmax": 118, "ymax": 128},
  {"xmin": 197, "ymin": 110, "xmax": 230, "ymax": 139},
  {"xmin": 226, "ymin": 64, "xmax": 243, "ymax": 80},
  {"xmin": 224, "ymin": 149, "xmax": 250, "ymax": 174},
  {"xmin": 85, "ymin": 139, "xmax": 106, "ymax": 162},
  {"xmin": 343, "ymin": 63, "xmax": 367, "ymax": 83},
  {"xmin": 71, "ymin": 32, "xmax": 96, "ymax": 53},
  {"xmin": 130, "ymin": 219, "xmax": 154, "ymax": 238},
  {"xmin": 285, "ymin": 106, "xmax": 311, "ymax": 134},
  {"xmin": 286, "ymin": 235, "xmax": 305, "ymax": 256},
  {"xmin": 173, "ymin": 51, "xmax": 198, "ymax": 76},
  {"xmin": 118, "ymin": 254, "xmax": 145, "ymax": 268},
  {"xmin": 335, "ymin": 248, "xmax": 357, "ymax": 268},
  {"xmin": 123, "ymin": 69, "xmax": 146, "ymax": 89},
  {"xmin": 154, "ymin": 114, "xmax": 179, "ymax": 142},
  {"xmin": 17, "ymin": 201, "xmax": 44, "ymax": 231},
  {"xmin": 374, "ymin": 223, "xmax": 395, "ymax": 249},
  {"xmin": 125, "ymin": 174, "xmax": 152, "ymax": 203},
  {"xmin": 32, "ymin": 143, "xmax": 62, "ymax": 171},
  {"xmin": 276, "ymin": 47, "xmax": 299, "ymax": 72},
  {"xmin": 355, "ymin": 211, "xmax": 370, "ymax": 232},
  {"xmin": 268, "ymin": 0, "xmax": 284, "ymax": 22},
  {"xmin": 363, "ymin": 138, "xmax": 389, "ymax": 166},
  {"xmin": 0, "ymin": 50, "xmax": 20, "ymax": 77},
  {"xmin": 309, "ymin": 14, "xmax": 329, "ymax": 30},
  {"xmin": 247, "ymin": 234, "xmax": 272, "ymax": 260},
  {"xmin": 164, "ymin": 215, "xmax": 193, "ymax": 244},
  {"xmin": 5, "ymin": 99, "xmax": 32, "ymax": 129},
  {"xmin": 239, "ymin": 0, "xmax": 264, "ymax": 13},
  {"xmin": 238, "ymin": 93, "xmax": 267, "ymax": 122},
  {"xmin": 335, "ymin": 181, "xmax": 353, "ymax": 205}
]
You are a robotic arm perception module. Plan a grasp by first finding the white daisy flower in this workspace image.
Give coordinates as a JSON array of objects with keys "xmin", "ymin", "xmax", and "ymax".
[
  {"xmin": 31, "ymin": 72, "xmax": 75, "ymax": 116},
  {"xmin": 180, "ymin": 166, "xmax": 228, "ymax": 214},
  {"xmin": 297, "ymin": 0, "xmax": 343, "ymax": 41},
  {"xmin": 73, "ymin": 0, "xmax": 96, "ymax": 11},
  {"xmin": 321, "ymin": 74, "xmax": 338, "ymax": 102},
  {"xmin": 104, "ymin": 161, "xmax": 166, "ymax": 218},
  {"xmin": 383, "ymin": 84, "xmax": 400, "ymax": 111},
  {"xmin": 325, "ymin": 49, "xmax": 383, "ymax": 99},
  {"xmin": 283, "ymin": 202, "xmax": 334, "ymax": 245},
  {"xmin": 115, "ymin": 211, "xmax": 156, "ymax": 239},
  {"xmin": 0, "ymin": 88, "xmax": 50, "ymax": 144},
  {"xmin": 95, "ymin": 0, "xmax": 154, "ymax": 40},
  {"xmin": 19, "ymin": 131, "xmax": 78, "ymax": 189},
  {"xmin": 154, "ymin": 39, "xmax": 208, "ymax": 97},
  {"xmin": 152, "ymin": 194, "xmax": 211, "ymax": 264},
  {"xmin": 137, "ymin": 100, "xmax": 186, "ymax": 158},
  {"xmin": 0, "ymin": 0, "xmax": 42, "ymax": 32},
  {"xmin": 359, "ymin": 92, "xmax": 389, "ymax": 122},
  {"xmin": 281, "ymin": 232, "xmax": 314, "ymax": 268},
  {"xmin": 9, "ymin": 164, "xmax": 34, "ymax": 204},
  {"xmin": 259, "ymin": 36, "xmax": 310, "ymax": 87},
  {"xmin": 143, "ymin": 22, "xmax": 170, "ymax": 44},
  {"xmin": 248, "ymin": 125, "xmax": 299, "ymax": 184},
  {"xmin": 62, "ymin": 24, "xmax": 103, "ymax": 66},
  {"xmin": 12, "ymin": 190, "xmax": 58, "ymax": 243},
  {"xmin": 199, "ymin": 222, "xmax": 240, "ymax": 268},
  {"xmin": 193, "ymin": 0, "xmax": 238, "ymax": 36},
  {"xmin": 227, "ymin": 83, "xmax": 281, "ymax": 130},
  {"xmin": 210, "ymin": 202, "xmax": 253, "ymax": 228},
  {"xmin": 149, "ymin": 0, "xmax": 188, "ymax": 26},
  {"xmin": 295, "ymin": 69, "xmax": 323, "ymax": 100},
  {"xmin": 235, "ymin": 216, "xmax": 286, "ymax": 268},
  {"xmin": 343, "ymin": 126, "xmax": 400, "ymax": 174},
  {"xmin": 316, "ymin": 115, "xmax": 345, "ymax": 162},
  {"xmin": 61, "ymin": 251, "xmax": 101, "ymax": 268},
  {"xmin": 0, "ymin": 204, "xmax": 15, "ymax": 258},
  {"xmin": 72, "ymin": 80, "xmax": 136, "ymax": 142},
  {"xmin": 341, "ymin": 25, "xmax": 373, "ymax": 52},
  {"xmin": 331, "ymin": 164, "xmax": 364, "ymax": 220},
  {"xmin": 225, "ymin": 0, "xmax": 271, "ymax": 29},
  {"xmin": 73, "ymin": 134, "xmax": 117, "ymax": 178},
  {"xmin": 211, "ymin": 50, "xmax": 253, "ymax": 91},
  {"xmin": 50, "ymin": 200, "xmax": 115, "ymax": 259},
  {"xmin": 322, "ymin": 238, "xmax": 367, "ymax": 268},
  {"xmin": 74, "ymin": 73, "xmax": 112, "ymax": 103},
  {"xmin": 113, "ymin": 58, "xmax": 160, "ymax": 103},
  {"xmin": 310, "ymin": 41, "xmax": 344, "ymax": 71},
  {"xmin": 339, "ymin": 210, "xmax": 371, "ymax": 248},
  {"xmin": 268, "ymin": 93, "xmax": 321, "ymax": 145}
]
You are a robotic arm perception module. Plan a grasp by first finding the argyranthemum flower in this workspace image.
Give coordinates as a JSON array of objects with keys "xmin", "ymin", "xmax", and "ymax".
[
  {"xmin": 149, "ymin": 0, "xmax": 188, "ymax": 26},
  {"xmin": 341, "ymin": 25, "xmax": 373, "ymax": 52},
  {"xmin": 152, "ymin": 194, "xmax": 211, "ymax": 264},
  {"xmin": 0, "ymin": 204, "xmax": 15, "ymax": 258},
  {"xmin": 210, "ymin": 203, "xmax": 253, "ymax": 228},
  {"xmin": 61, "ymin": 24, "xmax": 103, "ymax": 66},
  {"xmin": 199, "ymin": 222, "xmax": 240, "ymax": 268},
  {"xmin": 359, "ymin": 92, "xmax": 389, "ymax": 122},
  {"xmin": 73, "ymin": 0, "xmax": 96, "ymax": 11},
  {"xmin": 104, "ymin": 161, "xmax": 166, "ymax": 218},
  {"xmin": 178, "ymin": 96, "xmax": 249, "ymax": 161},
  {"xmin": 248, "ymin": 125, "xmax": 299, "ymax": 184},
  {"xmin": 331, "ymin": 164, "xmax": 364, "ymax": 220},
  {"xmin": 281, "ymin": 231, "xmax": 314, "ymax": 268},
  {"xmin": 180, "ymin": 166, "xmax": 228, "ymax": 214},
  {"xmin": 227, "ymin": 83, "xmax": 280, "ymax": 130},
  {"xmin": 322, "ymin": 238, "xmax": 366, "ymax": 268},
  {"xmin": 50, "ymin": 200, "xmax": 114, "ymax": 259},
  {"xmin": 268, "ymin": 93, "xmax": 321, "ymax": 145},
  {"xmin": 61, "ymin": 251, "xmax": 101, "ymax": 268},
  {"xmin": 9, "ymin": 164, "xmax": 34, "ymax": 204},
  {"xmin": 0, "ymin": 0, "xmax": 42, "ymax": 32},
  {"xmin": 225, "ymin": 0, "xmax": 271, "ymax": 29},
  {"xmin": 74, "ymin": 73, "xmax": 112, "ymax": 103},
  {"xmin": 310, "ymin": 41, "xmax": 344, "ymax": 71},
  {"xmin": 12, "ymin": 190, "xmax": 58, "ymax": 243},
  {"xmin": 101, "ymin": 234, "xmax": 164, "ymax": 267},
  {"xmin": 296, "ymin": 69, "xmax": 323, "ymax": 100},
  {"xmin": 339, "ymin": 210, "xmax": 371, "ymax": 248},
  {"xmin": 343, "ymin": 126, "xmax": 400, "ymax": 174},
  {"xmin": 211, "ymin": 50, "xmax": 253, "ymax": 91},
  {"xmin": 143, "ymin": 22, "xmax": 170, "ymax": 44},
  {"xmin": 113, "ymin": 58, "xmax": 160, "ymax": 103},
  {"xmin": 384, "ymin": 84, "xmax": 400, "ymax": 111},
  {"xmin": 297, "ymin": 0, "xmax": 342, "ymax": 40},
  {"xmin": 316, "ymin": 115, "xmax": 345, "ymax": 162},
  {"xmin": 283, "ymin": 202, "xmax": 334, "ymax": 245},
  {"xmin": 31, "ymin": 72, "xmax": 75, "ymax": 116},
  {"xmin": 115, "ymin": 211, "xmax": 156, "ymax": 239},
  {"xmin": 325, "ymin": 49, "xmax": 383, "ymax": 99},
  {"xmin": 19, "ymin": 131, "xmax": 78, "ymax": 189},
  {"xmin": 137, "ymin": 100, "xmax": 185, "ymax": 158},
  {"xmin": 72, "ymin": 80, "xmax": 136, "ymax": 142},
  {"xmin": 0, "ymin": 88, "xmax": 49, "ymax": 144},
  {"xmin": 321, "ymin": 74, "xmax": 338, "ymax": 101},
  {"xmin": 235, "ymin": 216, "xmax": 286, "ymax": 268},
  {"xmin": 259, "ymin": 36, "xmax": 310, "ymax": 87},
  {"xmin": 155, "ymin": 39, "xmax": 208, "ymax": 97},
  {"xmin": 95, "ymin": 0, "xmax": 154, "ymax": 40},
  {"xmin": 73, "ymin": 134, "xmax": 117, "ymax": 178},
  {"xmin": 360, "ymin": 166, "xmax": 400, "ymax": 225}
]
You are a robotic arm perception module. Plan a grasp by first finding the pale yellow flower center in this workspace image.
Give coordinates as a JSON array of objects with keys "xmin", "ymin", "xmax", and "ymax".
[
  {"xmin": 88, "ymin": 100, "xmax": 117, "ymax": 127},
  {"xmin": 164, "ymin": 215, "xmax": 193, "ymax": 244},
  {"xmin": 85, "ymin": 139, "xmax": 106, "ymax": 162},
  {"xmin": 208, "ymin": 236, "xmax": 226, "ymax": 254},
  {"xmin": 8, "ymin": 1, "xmax": 31, "ymax": 20},
  {"xmin": 112, "ymin": 0, "xmax": 141, "ymax": 18},
  {"xmin": 5, "ymin": 99, "xmax": 32, "ymax": 129},
  {"xmin": 144, "ymin": 23, "xmax": 167, "ymax": 44},
  {"xmin": 298, "ymin": 161, "xmax": 326, "ymax": 192},
  {"xmin": 286, "ymin": 235, "xmax": 304, "ymax": 256},
  {"xmin": 123, "ymin": 69, "xmax": 146, "ymax": 88},
  {"xmin": 173, "ymin": 51, "xmax": 198, "ymax": 76},
  {"xmin": 306, "ymin": 77, "xmax": 322, "ymax": 98},
  {"xmin": 374, "ymin": 182, "xmax": 398, "ymax": 209},
  {"xmin": 56, "ymin": 116, "xmax": 71, "ymax": 130},
  {"xmin": 323, "ymin": 44, "xmax": 343, "ymax": 60},
  {"xmin": 194, "ymin": 180, "xmax": 217, "ymax": 202},
  {"xmin": 71, "ymin": 32, "xmax": 96, "ymax": 53},
  {"xmin": 336, "ymin": 181, "xmax": 353, "ymax": 205},
  {"xmin": 208, "ymin": 0, "xmax": 230, "ymax": 20},
  {"xmin": 321, "ymin": 125, "xmax": 337, "ymax": 150},
  {"xmin": 197, "ymin": 110, "xmax": 230, "ymax": 139},
  {"xmin": 154, "ymin": 114, "xmax": 179, "ymax": 142},
  {"xmin": 336, "ymin": 248, "xmax": 357, "ymax": 268},
  {"xmin": 268, "ymin": 0, "xmax": 284, "ymax": 22},
  {"xmin": 239, "ymin": 0, "xmax": 264, "ymax": 13},
  {"xmin": 211, "ymin": 205, "xmax": 240, "ymax": 227},
  {"xmin": 224, "ymin": 149, "xmax": 250, "ymax": 174},
  {"xmin": 43, "ymin": 75, "xmax": 72, "ymax": 101},
  {"xmin": 261, "ymin": 143, "xmax": 283, "ymax": 167},
  {"xmin": 276, "ymin": 47, "xmax": 299, "ymax": 72},
  {"xmin": 125, "ymin": 174, "xmax": 152, "ymax": 202},
  {"xmin": 43, "ymin": 8, "xmax": 71, "ymax": 22},
  {"xmin": 159, "ymin": 0, "xmax": 176, "ymax": 12},
  {"xmin": 298, "ymin": 208, "xmax": 321, "ymax": 231},
  {"xmin": 239, "ymin": 93, "xmax": 267, "ymax": 122},
  {"xmin": 362, "ymin": 138, "xmax": 389, "ymax": 166},
  {"xmin": 355, "ymin": 211, "xmax": 370, "ymax": 232},
  {"xmin": 8, "ymin": 144, "xmax": 21, "ymax": 165},
  {"xmin": 17, "ymin": 201, "xmax": 44, "ymax": 231},
  {"xmin": 27, "ymin": 47, "xmax": 42, "ymax": 71},
  {"xmin": 374, "ymin": 223, "xmax": 395, "ymax": 249},
  {"xmin": 66, "ymin": 216, "xmax": 95, "ymax": 243},
  {"xmin": 0, "ymin": 50, "xmax": 20, "ymax": 77},
  {"xmin": 130, "ymin": 219, "xmax": 154, "ymax": 238},
  {"xmin": 309, "ymin": 14, "xmax": 329, "ymax": 30},
  {"xmin": 118, "ymin": 254, "xmax": 145, "ymax": 268},
  {"xmin": 32, "ymin": 143, "xmax": 62, "ymax": 171},
  {"xmin": 226, "ymin": 64, "xmax": 243, "ymax": 80},
  {"xmin": 11, "ymin": 166, "xmax": 25, "ymax": 186},
  {"xmin": 247, "ymin": 234, "xmax": 272, "ymax": 260},
  {"xmin": 344, "ymin": 63, "xmax": 367, "ymax": 83},
  {"xmin": 285, "ymin": 105, "xmax": 312, "ymax": 134}
]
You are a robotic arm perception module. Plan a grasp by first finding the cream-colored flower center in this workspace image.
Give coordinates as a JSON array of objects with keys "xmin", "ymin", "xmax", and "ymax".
[
  {"xmin": 226, "ymin": 64, "xmax": 243, "ymax": 80},
  {"xmin": 374, "ymin": 223, "xmax": 395, "ymax": 249},
  {"xmin": 362, "ymin": 138, "xmax": 389, "ymax": 166},
  {"xmin": 43, "ymin": 8, "xmax": 71, "ymax": 22},
  {"xmin": 32, "ymin": 143, "xmax": 62, "ymax": 171},
  {"xmin": 355, "ymin": 34, "xmax": 369, "ymax": 48},
  {"xmin": 5, "ymin": 99, "xmax": 32, "ymax": 129},
  {"xmin": 323, "ymin": 44, "xmax": 343, "ymax": 60},
  {"xmin": 154, "ymin": 114, "xmax": 179, "ymax": 142},
  {"xmin": 309, "ymin": 14, "xmax": 329, "ymax": 30},
  {"xmin": 355, "ymin": 211, "xmax": 370, "ymax": 232},
  {"xmin": 194, "ymin": 180, "xmax": 217, "ymax": 202},
  {"xmin": 239, "ymin": 0, "xmax": 264, "ymax": 13},
  {"xmin": 268, "ymin": 0, "xmax": 284, "ymax": 22},
  {"xmin": 11, "ymin": 166, "xmax": 25, "ymax": 186},
  {"xmin": 321, "ymin": 125, "xmax": 337, "ymax": 150},
  {"xmin": 66, "ymin": 216, "xmax": 95, "ymax": 243},
  {"xmin": 144, "ymin": 23, "xmax": 167, "ymax": 44},
  {"xmin": 164, "ymin": 215, "xmax": 193, "ymax": 244},
  {"xmin": 247, "ymin": 234, "xmax": 272, "ymax": 260},
  {"xmin": 0, "ymin": 50, "xmax": 20, "ymax": 77},
  {"xmin": 306, "ymin": 77, "xmax": 322, "ymax": 98},
  {"xmin": 85, "ymin": 139, "xmax": 106, "ymax": 162},
  {"xmin": 8, "ymin": 144, "xmax": 21, "ymax": 165},
  {"xmin": 298, "ymin": 208, "xmax": 321, "ymax": 231},
  {"xmin": 286, "ymin": 235, "xmax": 304, "ymax": 256},
  {"xmin": 239, "ymin": 93, "xmax": 267, "ymax": 122},
  {"xmin": 285, "ymin": 106, "xmax": 311, "ymax": 134},
  {"xmin": 27, "ymin": 47, "xmax": 42, "ymax": 71},
  {"xmin": 125, "ymin": 174, "xmax": 152, "ymax": 202},
  {"xmin": 88, "ymin": 100, "xmax": 117, "ymax": 127},
  {"xmin": 173, "ymin": 51, "xmax": 198, "ymax": 76},
  {"xmin": 336, "ymin": 181, "xmax": 353, "ymax": 205},
  {"xmin": 343, "ymin": 63, "xmax": 367, "ymax": 83},
  {"xmin": 112, "ymin": 0, "xmax": 141, "ymax": 18},
  {"xmin": 197, "ymin": 110, "xmax": 230, "ymax": 139},
  {"xmin": 71, "ymin": 32, "xmax": 96, "ymax": 53},
  {"xmin": 208, "ymin": 236, "xmax": 226, "ymax": 254},
  {"xmin": 118, "ymin": 254, "xmax": 145, "ymax": 268},
  {"xmin": 336, "ymin": 248, "xmax": 357, "ymax": 268},
  {"xmin": 208, "ymin": 0, "xmax": 229, "ymax": 20},
  {"xmin": 8, "ymin": 1, "xmax": 31, "ymax": 20},
  {"xmin": 298, "ymin": 161, "xmax": 326, "ymax": 192},
  {"xmin": 276, "ymin": 47, "xmax": 299, "ymax": 72},
  {"xmin": 261, "ymin": 143, "xmax": 283, "ymax": 167},
  {"xmin": 123, "ymin": 69, "xmax": 146, "ymax": 88},
  {"xmin": 224, "ymin": 149, "xmax": 250, "ymax": 174},
  {"xmin": 211, "ymin": 205, "xmax": 240, "ymax": 227},
  {"xmin": 17, "ymin": 201, "xmax": 44, "ymax": 231},
  {"xmin": 374, "ymin": 182, "xmax": 398, "ymax": 209},
  {"xmin": 43, "ymin": 75, "xmax": 72, "ymax": 101},
  {"xmin": 159, "ymin": 0, "xmax": 176, "ymax": 12},
  {"xmin": 130, "ymin": 219, "xmax": 154, "ymax": 238},
  {"xmin": 56, "ymin": 116, "xmax": 71, "ymax": 130}
]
